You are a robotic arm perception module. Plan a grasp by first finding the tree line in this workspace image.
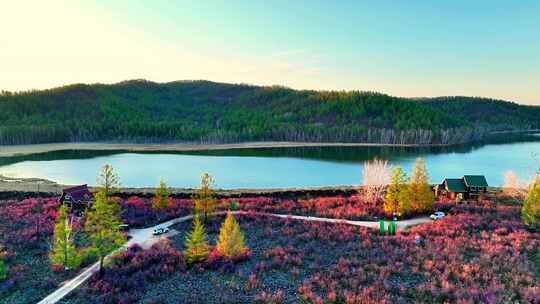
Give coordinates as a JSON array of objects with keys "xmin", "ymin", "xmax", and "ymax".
[{"xmin": 2, "ymin": 80, "xmax": 537, "ymax": 146}]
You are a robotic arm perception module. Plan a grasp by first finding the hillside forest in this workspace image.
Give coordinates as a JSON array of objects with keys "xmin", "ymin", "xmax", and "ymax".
[{"xmin": 0, "ymin": 80, "xmax": 539, "ymax": 145}]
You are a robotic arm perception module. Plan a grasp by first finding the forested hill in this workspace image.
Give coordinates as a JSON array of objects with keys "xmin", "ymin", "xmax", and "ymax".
[
  {"xmin": 0, "ymin": 80, "xmax": 538, "ymax": 146},
  {"xmin": 417, "ymin": 96, "xmax": 540, "ymax": 131}
]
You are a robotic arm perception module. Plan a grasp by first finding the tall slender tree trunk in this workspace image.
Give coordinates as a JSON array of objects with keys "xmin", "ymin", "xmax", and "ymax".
[
  {"xmin": 64, "ymin": 235, "xmax": 68, "ymax": 270},
  {"xmin": 99, "ymin": 256, "xmax": 104, "ymax": 277}
]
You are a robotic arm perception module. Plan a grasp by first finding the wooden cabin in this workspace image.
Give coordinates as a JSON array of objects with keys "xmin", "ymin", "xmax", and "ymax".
[
  {"xmin": 435, "ymin": 175, "xmax": 488, "ymax": 201},
  {"xmin": 59, "ymin": 184, "xmax": 94, "ymax": 211},
  {"xmin": 462, "ymin": 175, "xmax": 489, "ymax": 198}
]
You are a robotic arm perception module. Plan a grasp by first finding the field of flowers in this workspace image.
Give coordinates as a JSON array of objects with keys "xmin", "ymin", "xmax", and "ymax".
[{"xmin": 62, "ymin": 202, "xmax": 539, "ymax": 304}]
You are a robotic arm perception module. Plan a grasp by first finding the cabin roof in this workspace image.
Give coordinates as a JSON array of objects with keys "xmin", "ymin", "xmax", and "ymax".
[
  {"xmin": 63, "ymin": 184, "xmax": 93, "ymax": 202},
  {"xmin": 463, "ymin": 175, "xmax": 488, "ymax": 187},
  {"xmin": 444, "ymin": 178, "xmax": 467, "ymax": 192}
]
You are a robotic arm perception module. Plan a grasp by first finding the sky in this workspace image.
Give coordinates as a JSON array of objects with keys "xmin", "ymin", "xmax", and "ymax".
[{"xmin": 1, "ymin": 0, "xmax": 539, "ymax": 104}]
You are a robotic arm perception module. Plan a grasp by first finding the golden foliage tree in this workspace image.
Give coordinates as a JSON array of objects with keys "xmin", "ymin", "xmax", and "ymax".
[
  {"xmin": 97, "ymin": 164, "xmax": 121, "ymax": 197},
  {"xmin": 50, "ymin": 205, "xmax": 80, "ymax": 270},
  {"xmin": 216, "ymin": 212, "xmax": 246, "ymax": 258},
  {"xmin": 522, "ymin": 176, "xmax": 540, "ymax": 230},
  {"xmin": 384, "ymin": 167, "xmax": 410, "ymax": 217},
  {"xmin": 194, "ymin": 173, "xmax": 216, "ymax": 222},
  {"xmin": 409, "ymin": 158, "xmax": 434, "ymax": 213},
  {"xmin": 152, "ymin": 178, "xmax": 170, "ymax": 212},
  {"xmin": 183, "ymin": 216, "xmax": 210, "ymax": 265}
]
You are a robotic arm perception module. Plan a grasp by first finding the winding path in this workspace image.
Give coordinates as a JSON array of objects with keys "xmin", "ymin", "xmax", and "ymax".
[{"xmin": 37, "ymin": 212, "xmax": 430, "ymax": 304}]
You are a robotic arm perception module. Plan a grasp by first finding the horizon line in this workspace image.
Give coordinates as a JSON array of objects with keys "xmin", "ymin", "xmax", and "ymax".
[{"xmin": 2, "ymin": 78, "xmax": 534, "ymax": 106}]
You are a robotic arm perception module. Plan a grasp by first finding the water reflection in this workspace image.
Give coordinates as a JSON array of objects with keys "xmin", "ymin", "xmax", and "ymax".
[{"xmin": 0, "ymin": 134, "xmax": 538, "ymax": 188}]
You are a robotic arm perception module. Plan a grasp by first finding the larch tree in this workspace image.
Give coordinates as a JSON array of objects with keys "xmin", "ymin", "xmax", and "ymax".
[
  {"xmin": 183, "ymin": 215, "xmax": 210, "ymax": 265},
  {"xmin": 409, "ymin": 158, "xmax": 434, "ymax": 213},
  {"xmin": 152, "ymin": 178, "xmax": 170, "ymax": 213},
  {"xmin": 193, "ymin": 173, "xmax": 216, "ymax": 222},
  {"xmin": 216, "ymin": 212, "xmax": 246, "ymax": 258},
  {"xmin": 384, "ymin": 167, "xmax": 410, "ymax": 217},
  {"xmin": 362, "ymin": 158, "xmax": 392, "ymax": 204},
  {"xmin": 522, "ymin": 175, "xmax": 540, "ymax": 230},
  {"xmin": 0, "ymin": 245, "xmax": 7, "ymax": 281},
  {"xmin": 50, "ymin": 205, "xmax": 80, "ymax": 270},
  {"xmin": 97, "ymin": 164, "xmax": 121, "ymax": 198},
  {"xmin": 85, "ymin": 191, "xmax": 125, "ymax": 276}
]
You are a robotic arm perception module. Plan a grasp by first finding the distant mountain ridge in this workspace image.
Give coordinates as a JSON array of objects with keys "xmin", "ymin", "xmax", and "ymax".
[{"xmin": 0, "ymin": 79, "xmax": 538, "ymax": 146}]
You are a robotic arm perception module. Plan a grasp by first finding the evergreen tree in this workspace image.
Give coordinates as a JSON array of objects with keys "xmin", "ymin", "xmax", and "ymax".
[
  {"xmin": 0, "ymin": 260, "xmax": 7, "ymax": 281},
  {"xmin": 183, "ymin": 216, "xmax": 210, "ymax": 265},
  {"xmin": 0, "ymin": 245, "xmax": 7, "ymax": 281},
  {"xmin": 97, "ymin": 164, "xmax": 121, "ymax": 197},
  {"xmin": 194, "ymin": 173, "xmax": 216, "ymax": 222},
  {"xmin": 384, "ymin": 167, "xmax": 410, "ymax": 217},
  {"xmin": 85, "ymin": 191, "xmax": 125, "ymax": 276},
  {"xmin": 152, "ymin": 178, "xmax": 170, "ymax": 212},
  {"xmin": 409, "ymin": 158, "xmax": 435, "ymax": 213},
  {"xmin": 216, "ymin": 212, "xmax": 246, "ymax": 258},
  {"xmin": 50, "ymin": 205, "xmax": 80, "ymax": 270},
  {"xmin": 1, "ymin": 81, "xmax": 539, "ymax": 146},
  {"xmin": 522, "ymin": 176, "xmax": 540, "ymax": 230}
]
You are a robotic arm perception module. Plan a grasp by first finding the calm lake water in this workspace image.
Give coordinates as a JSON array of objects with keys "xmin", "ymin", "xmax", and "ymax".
[{"xmin": 1, "ymin": 135, "xmax": 539, "ymax": 189}]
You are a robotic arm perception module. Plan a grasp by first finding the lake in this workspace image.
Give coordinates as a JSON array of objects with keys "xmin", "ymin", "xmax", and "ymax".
[{"xmin": 0, "ymin": 135, "xmax": 539, "ymax": 189}]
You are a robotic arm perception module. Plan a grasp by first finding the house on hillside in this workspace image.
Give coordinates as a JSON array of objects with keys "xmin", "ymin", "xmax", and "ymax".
[
  {"xmin": 59, "ymin": 184, "xmax": 94, "ymax": 211},
  {"xmin": 435, "ymin": 175, "xmax": 488, "ymax": 201}
]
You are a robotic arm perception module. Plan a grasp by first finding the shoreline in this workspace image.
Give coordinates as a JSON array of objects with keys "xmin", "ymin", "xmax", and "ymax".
[
  {"xmin": 0, "ymin": 174, "xmax": 359, "ymax": 199},
  {"xmin": 0, "ymin": 141, "xmax": 449, "ymax": 158},
  {"xmin": 0, "ymin": 174, "xmax": 501, "ymax": 199},
  {"xmin": 1, "ymin": 129, "xmax": 539, "ymax": 158}
]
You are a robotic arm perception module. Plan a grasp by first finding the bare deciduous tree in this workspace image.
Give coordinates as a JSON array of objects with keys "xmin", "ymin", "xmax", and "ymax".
[
  {"xmin": 362, "ymin": 158, "xmax": 392, "ymax": 204},
  {"xmin": 503, "ymin": 171, "xmax": 526, "ymax": 199}
]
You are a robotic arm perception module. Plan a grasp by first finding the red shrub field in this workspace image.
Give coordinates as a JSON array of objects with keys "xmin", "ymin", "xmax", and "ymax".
[
  {"xmin": 1, "ymin": 194, "xmax": 538, "ymax": 303},
  {"xmin": 299, "ymin": 204, "xmax": 540, "ymax": 303},
  {"xmin": 62, "ymin": 202, "xmax": 539, "ymax": 304},
  {"xmin": 120, "ymin": 196, "xmax": 193, "ymax": 227},
  {"xmin": 224, "ymin": 195, "xmax": 387, "ymax": 220},
  {"xmin": 118, "ymin": 194, "xmax": 395, "ymax": 228},
  {"xmin": 86, "ymin": 240, "xmax": 186, "ymax": 304},
  {"xmin": 119, "ymin": 195, "xmax": 386, "ymax": 229},
  {"xmin": 0, "ymin": 197, "xmax": 79, "ymax": 304}
]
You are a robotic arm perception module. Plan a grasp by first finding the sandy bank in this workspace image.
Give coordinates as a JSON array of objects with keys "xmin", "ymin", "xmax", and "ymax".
[
  {"xmin": 0, "ymin": 174, "xmax": 358, "ymax": 198},
  {"xmin": 0, "ymin": 141, "xmax": 441, "ymax": 158},
  {"xmin": 0, "ymin": 175, "xmax": 63, "ymax": 193}
]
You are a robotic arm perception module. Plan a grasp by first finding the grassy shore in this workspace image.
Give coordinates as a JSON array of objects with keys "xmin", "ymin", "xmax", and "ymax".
[{"xmin": 0, "ymin": 141, "xmax": 448, "ymax": 158}]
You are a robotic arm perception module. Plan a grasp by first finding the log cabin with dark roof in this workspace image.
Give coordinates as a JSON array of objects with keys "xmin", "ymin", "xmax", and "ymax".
[
  {"xmin": 59, "ymin": 184, "xmax": 94, "ymax": 211},
  {"xmin": 435, "ymin": 175, "xmax": 488, "ymax": 200}
]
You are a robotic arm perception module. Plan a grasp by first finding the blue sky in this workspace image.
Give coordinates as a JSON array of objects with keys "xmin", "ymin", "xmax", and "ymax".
[{"xmin": 1, "ymin": 0, "xmax": 539, "ymax": 104}]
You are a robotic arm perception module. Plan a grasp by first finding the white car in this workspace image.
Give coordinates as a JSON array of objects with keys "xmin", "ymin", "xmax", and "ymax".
[
  {"xmin": 430, "ymin": 211, "xmax": 445, "ymax": 220},
  {"xmin": 152, "ymin": 227, "xmax": 170, "ymax": 235}
]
